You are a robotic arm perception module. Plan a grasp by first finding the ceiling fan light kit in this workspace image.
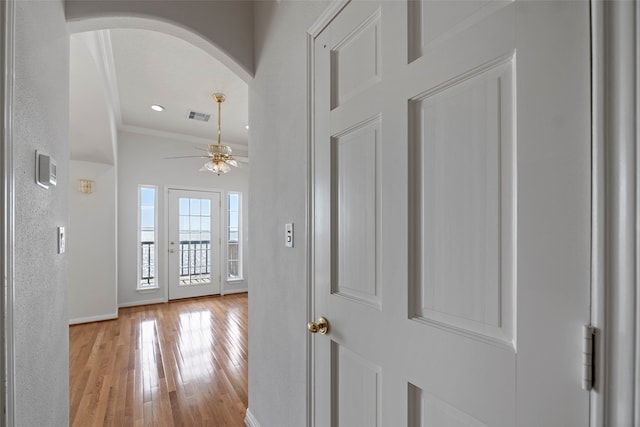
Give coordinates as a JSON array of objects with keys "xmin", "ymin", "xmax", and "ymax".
[
  {"xmin": 164, "ymin": 92, "xmax": 243, "ymax": 174},
  {"xmin": 202, "ymin": 92, "xmax": 239, "ymax": 176}
]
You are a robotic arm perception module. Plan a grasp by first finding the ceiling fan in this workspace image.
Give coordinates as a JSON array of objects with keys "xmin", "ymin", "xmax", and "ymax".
[{"xmin": 166, "ymin": 93, "xmax": 248, "ymax": 175}]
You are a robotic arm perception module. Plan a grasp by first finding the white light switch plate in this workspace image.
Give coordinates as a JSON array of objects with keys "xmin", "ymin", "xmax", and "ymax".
[
  {"xmin": 285, "ymin": 223, "xmax": 294, "ymax": 248},
  {"xmin": 58, "ymin": 226, "xmax": 65, "ymax": 254}
]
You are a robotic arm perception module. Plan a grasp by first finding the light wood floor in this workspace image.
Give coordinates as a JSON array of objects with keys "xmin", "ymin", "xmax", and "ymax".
[{"xmin": 69, "ymin": 293, "xmax": 248, "ymax": 427}]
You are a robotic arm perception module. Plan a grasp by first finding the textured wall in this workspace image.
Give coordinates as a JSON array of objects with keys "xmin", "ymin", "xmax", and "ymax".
[
  {"xmin": 117, "ymin": 130, "xmax": 249, "ymax": 307},
  {"xmin": 248, "ymin": 2, "xmax": 328, "ymax": 426},
  {"xmin": 68, "ymin": 161, "xmax": 117, "ymax": 323},
  {"xmin": 13, "ymin": 0, "xmax": 69, "ymax": 424}
]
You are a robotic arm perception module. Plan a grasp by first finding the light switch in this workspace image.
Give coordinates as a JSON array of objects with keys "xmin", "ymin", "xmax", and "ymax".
[
  {"xmin": 285, "ymin": 223, "xmax": 294, "ymax": 248},
  {"xmin": 58, "ymin": 226, "xmax": 65, "ymax": 254}
]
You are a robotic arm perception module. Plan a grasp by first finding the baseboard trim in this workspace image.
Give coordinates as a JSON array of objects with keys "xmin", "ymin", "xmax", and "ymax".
[
  {"xmin": 244, "ymin": 409, "xmax": 261, "ymax": 427},
  {"xmin": 69, "ymin": 313, "xmax": 118, "ymax": 325},
  {"xmin": 223, "ymin": 288, "xmax": 248, "ymax": 295},
  {"xmin": 118, "ymin": 297, "xmax": 166, "ymax": 308}
]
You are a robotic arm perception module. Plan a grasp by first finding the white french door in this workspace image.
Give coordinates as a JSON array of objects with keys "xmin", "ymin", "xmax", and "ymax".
[
  {"xmin": 168, "ymin": 189, "xmax": 221, "ymax": 300},
  {"xmin": 311, "ymin": 1, "xmax": 591, "ymax": 426}
]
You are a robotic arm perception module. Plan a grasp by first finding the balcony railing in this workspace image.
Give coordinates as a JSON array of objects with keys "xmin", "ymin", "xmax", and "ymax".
[
  {"xmin": 140, "ymin": 240, "xmax": 211, "ymax": 287},
  {"xmin": 140, "ymin": 241, "xmax": 155, "ymax": 286},
  {"xmin": 179, "ymin": 240, "xmax": 211, "ymax": 283}
]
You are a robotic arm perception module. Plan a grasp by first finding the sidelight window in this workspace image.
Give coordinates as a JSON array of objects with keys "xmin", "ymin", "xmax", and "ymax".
[
  {"xmin": 227, "ymin": 192, "xmax": 243, "ymax": 281},
  {"xmin": 138, "ymin": 186, "xmax": 158, "ymax": 290}
]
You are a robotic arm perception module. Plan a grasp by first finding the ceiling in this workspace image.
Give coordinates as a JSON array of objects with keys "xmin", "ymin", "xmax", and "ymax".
[{"xmin": 69, "ymin": 28, "xmax": 249, "ymax": 164}]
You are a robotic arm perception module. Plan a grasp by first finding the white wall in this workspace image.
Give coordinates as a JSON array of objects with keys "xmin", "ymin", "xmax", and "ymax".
[
  {"xmin": 248, "ymin": 2, "xmax": 328, "ymax": 426},
  {"xmin": 69, "ymin": 33, "xmax": 117, "ymax": 165},
  {"xmin": 68, "ymin": 161, "xmax": 118, "ymax": 323},
  {"xmin": 118, "ymin": 130, "xmax": 249, "ymax": 307},
  {"xmin": 68, "ymin": 31, "xmax": 119, "ymax": 325},
  {"xmin": 12, "ymin": 0, "xmax": 69, "ymax": 424}
]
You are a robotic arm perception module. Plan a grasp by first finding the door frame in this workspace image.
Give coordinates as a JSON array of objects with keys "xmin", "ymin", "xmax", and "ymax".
[
  {"xmin": 2, "ymin": 0, "xmax": 16, "ymax": 424},
  {"xmin": 590, "ymin": 1, "xmax": 640, "ymax": 425},
  {"xmin": 304, "ymin": 1, "xmax": 638, "ymax": 426},
  {"xmin": 305, "ymin": 3, "xmax": 349, "ymax": 426},
  {"xmin": 163, "ymin": 185, "xmax": 224, "ymax": 301}
]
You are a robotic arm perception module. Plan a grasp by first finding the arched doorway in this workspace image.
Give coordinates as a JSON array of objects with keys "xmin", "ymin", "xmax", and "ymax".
[{"xmin": 67, "ymin": 8, "xmax": 253, "ymax": 426}]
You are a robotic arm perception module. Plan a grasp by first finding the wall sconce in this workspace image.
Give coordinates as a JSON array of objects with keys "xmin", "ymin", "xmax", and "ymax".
[{"xmin": 79, "ymin": 179, "xmax": 94, "ymax": 194}]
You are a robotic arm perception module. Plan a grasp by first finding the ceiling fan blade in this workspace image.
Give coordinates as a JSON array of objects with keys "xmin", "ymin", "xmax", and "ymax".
[
  {"xmin": 234, "ymin": 156, "xmax": 249, "ymax": 164},
  {"xmin": 164, "ymin": 155, "xmax": 210, "ymax": 159}
]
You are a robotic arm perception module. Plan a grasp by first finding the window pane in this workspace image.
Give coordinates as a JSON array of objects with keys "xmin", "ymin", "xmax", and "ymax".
[
  {"xmin": 202, "ymin": 200, "xmax": 211, "ymax": 216},
  {"xmin": 180, "ymin": 216, "xmax": 190, "ymax": 233},
  {"xmin": 228, "ymin": 261, "xmax": 239, "ymax": 279},
  {"xmin": 228, "ymin": 227, "xmax": 239, "ymax": 242},
  {"xmin": 190, "ymin": 198, "xmax": 201, "ymax": 216},
  {"xmin": 179, "ymin": 197, "xmax": 213, "ymax": 286},
  {"xmin": 139, "ymin": 186, "xmax": 157, "ymax": 289},
  {"xmin": 227, "ymin": 192, "xmax": 242, "ymax": 280},
  {"xmin": 228, "ymin": 242, "xmax": 239, "ymax": 261},
  {"xmin": 179, "ymin": 197, "xmax": 190, "ymax": 215},
  {"xmin": 229, "ymin": 193, "xmax": 239, "ymax": 211},
  {"xmin": 190, "ymin": 216, "xmax": 201, "ymax": 234}
]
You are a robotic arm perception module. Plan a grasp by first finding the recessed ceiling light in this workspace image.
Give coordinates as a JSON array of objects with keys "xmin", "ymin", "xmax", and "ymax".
[
  {"xmin": 151, "ymin": 104, "xmax": 165, "ymax": 112},
  {"xmin": 245, "ymin": 125, "xmax": 249, "ymax": 130}
]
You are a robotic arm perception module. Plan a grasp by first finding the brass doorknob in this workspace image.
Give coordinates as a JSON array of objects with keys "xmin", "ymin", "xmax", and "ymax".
[{"xmin": 307, "ymin": 317, "xmax": 329, "ymax": 335}]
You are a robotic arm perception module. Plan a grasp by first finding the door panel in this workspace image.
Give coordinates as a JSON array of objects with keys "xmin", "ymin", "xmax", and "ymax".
[
  {"xmin": 409, "ymin": 56, "xmax": 515, "ymax": 345},
  {"xmin": 408, "ymin": 383, "xmax": 490, "ymax": 427},
  {"xmin": 331, "ymin": 9, "xmax": 381, "ymax": 109},
  {"xmin": 313, "ymin": 1, "xmax": 590, "ymax": 426},
  {"xmin": 332, "ymin": 116, "xmax": 381, "ymax": 308},
  {"xmin": 168, "ymin": 189, "xmax": 221, "ymax": 300},
  {"xmin": 333, "ymin": 343, "xmax": 382, "ymax": 427}
]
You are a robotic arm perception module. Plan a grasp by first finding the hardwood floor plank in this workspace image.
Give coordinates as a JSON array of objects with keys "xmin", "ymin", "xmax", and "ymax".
[{"xmin": 70, "ymin": 293, "xmax": 248, "ymax": 426}]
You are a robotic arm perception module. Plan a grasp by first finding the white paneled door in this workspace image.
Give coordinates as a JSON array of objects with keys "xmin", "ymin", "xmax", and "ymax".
[
  {"xmin": 312, "ymin": 1, "xmax": 590, "ymax": 426},
  {"xmin": 168, "ymin": 189, "xmax": 221, "ymax": 300}
]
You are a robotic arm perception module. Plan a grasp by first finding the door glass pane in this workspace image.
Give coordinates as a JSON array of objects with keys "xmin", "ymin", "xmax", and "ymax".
[
  {"xmin": 178, "ymin": 197, "xmax": 212, "ymax": 285},
  {"xmin": 180, "ymin": 216, "xmax": 189, "ymax": 232},
  {"xmin": 190, "ymin": 198, "xmax": 201, "ymax": 215},
  {"xmin": 179, "ymin": 198, "xmax": 190, "ymax": 215},
  {"xmin": 190, "ymin": 217, "xmax": 201, "ymax": 235},
  {"xmin": 202, "ymin": 199, "xmax": 211, "ymax": 216}
]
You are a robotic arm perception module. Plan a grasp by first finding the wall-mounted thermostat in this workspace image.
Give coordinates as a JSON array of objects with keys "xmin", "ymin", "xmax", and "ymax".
[{"xmin": 36, "ymin": 151, "xmax": 57, "ymax": 189}]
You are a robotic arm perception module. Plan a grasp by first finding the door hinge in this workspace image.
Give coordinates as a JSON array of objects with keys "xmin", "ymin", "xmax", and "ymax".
[{"xmin": 582, "ymin": 324, "xmax": 596, "ymax": 390}]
